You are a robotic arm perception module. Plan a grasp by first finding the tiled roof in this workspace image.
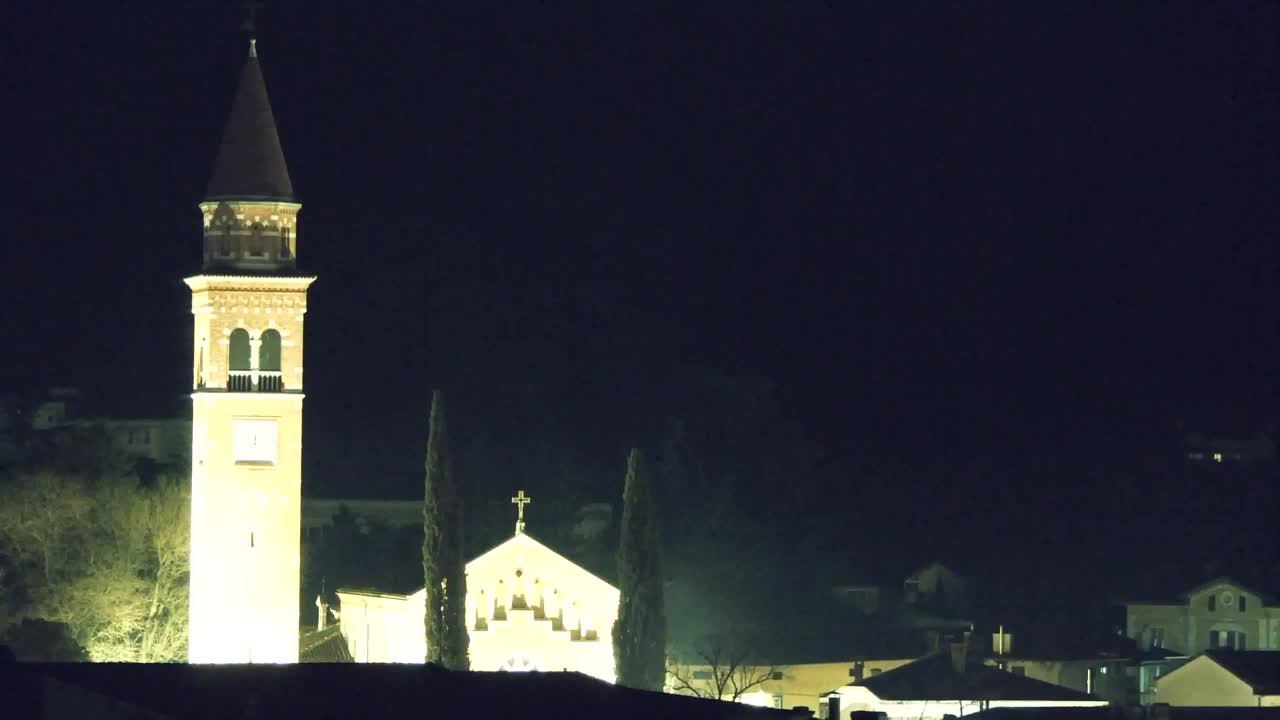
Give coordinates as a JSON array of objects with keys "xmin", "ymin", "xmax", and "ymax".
[
  {"xmin": 298, "ymin": 625, "xmax": 353, "ymax": 663},
  {"xmin": 851, "ymin": 652, "xmax": 1097, "ymax": 702},
  {"xmin": 1204, "ymin": 649, "xmax": 1280, "ymax": 694},
  {"xmin": 205, "ymin": 40, "xmax": 294, "ymax": 201}
]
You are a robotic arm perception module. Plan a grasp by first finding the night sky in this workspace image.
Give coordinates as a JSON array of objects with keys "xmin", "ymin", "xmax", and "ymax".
[{"xmin": 5, "ymin": 2, "xmax": 1278, "ymax": 612}]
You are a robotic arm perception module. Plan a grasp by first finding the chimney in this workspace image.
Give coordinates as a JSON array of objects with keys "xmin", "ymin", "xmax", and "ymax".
[
  {"xmin": 992, "ymin": 626, "xmax": 1014, "ymax": 656},
  {"xmin": 949, "ymin": 642, "xmax": 967, "ymax": 674},
  {"xmin": 926, "ymin": 630, "xmax": 943, "ymax": 653},
  {"xmin": 316, "ymin": 594, "xmax": 328, "ymax": 631}
]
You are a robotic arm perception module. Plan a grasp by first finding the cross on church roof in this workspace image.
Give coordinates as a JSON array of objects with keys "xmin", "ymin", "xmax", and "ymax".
[
  {"xmin": 241, "ymin": 1, "xmax": 264, "ymax": 57},
  {"xmin": 241, "ymin": 0, "xmax": 264, "ymax": 35},
  {"xmin": 511, "ymin": 490, "xmax": 531, "ymax": 535}
]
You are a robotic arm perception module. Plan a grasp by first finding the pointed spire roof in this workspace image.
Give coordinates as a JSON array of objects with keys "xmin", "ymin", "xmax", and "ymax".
[{"xmin": 206, "ymin": 39, "xmax": 294, "ymax": 201}]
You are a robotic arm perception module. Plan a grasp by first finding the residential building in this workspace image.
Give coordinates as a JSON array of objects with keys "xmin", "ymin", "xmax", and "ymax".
[
  {"xmin": 1125, "ymin": 578, "xmax": 1280, "ymax": 655},
  {"xmin": 99, "ymin": 418, "xmax": 191, "ymax": 466},
  {"xmin": 822, "ymin": 650, "xmax": 1106, "ymax": 720},
  {"xmin": 903, "ymin": 562, "xmax": 975, "ymax": 617},
  {"xmin": 8, "ymin": 386, "xmax": 190, "ymax": 468},
  {"xmin": 1154, "ymin": 650, "xmax": 1280, "ymax": 707},
  {"xmin": 668, "ymin": 658, "xmax": 918, "ymax": 713},
  {"xmin": 985, "ymin": 653, "xmax": 1130, "ymax": 704},
  {"xmin": 831, "ymin": 561, "xmax": 975, "ymax": 632}
]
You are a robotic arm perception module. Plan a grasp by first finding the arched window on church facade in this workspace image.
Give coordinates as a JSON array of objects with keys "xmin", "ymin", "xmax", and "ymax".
[
  {"xmin": 228, "ymin": 328, "xmax": 251, "ymax": 392},
  {"xmin": 259, "ymin": 329, "xmax": 283, "ymax": 392}
]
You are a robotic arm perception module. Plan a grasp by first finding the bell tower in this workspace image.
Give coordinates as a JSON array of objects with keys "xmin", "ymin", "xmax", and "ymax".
[{"xmin": 185, "ymin": 35, "xmax": 314, "ymax": 664}]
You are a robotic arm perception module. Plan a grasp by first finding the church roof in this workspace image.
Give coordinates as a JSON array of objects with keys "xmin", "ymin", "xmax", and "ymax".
[
  {"xmin": 298, "ymin": 625, "xmax": 353, "ymax": 663},
  {"xmin": 205, "ymin": 39, "xmax": 295, "ymax": 201},
  {"xmin": 467, "ymin": 531, "xmax": 619, "ymax": 596},
  {"xmin": 339, "ymin": 532, "xmax": 620, "ymax": 600}
]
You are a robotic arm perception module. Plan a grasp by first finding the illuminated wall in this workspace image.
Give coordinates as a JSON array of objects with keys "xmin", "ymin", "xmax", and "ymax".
[
  {"xmin": 1125, "ymin": 579, "xmax": 1280, "ymax": 655},
  {"xmin": 338, "ymin": 533, "xmax": 619, "ymax": 681},
  {"xmin": 186, "ymin": 274, "xmax": 315, "ymax": 664},
  {"xmin": 670, "ymin": 658, "xmax": 917, "ymax": 713},
  {"xmin": 1154, "ymin": 653, "xmax": 1276, "ymax": 707}
]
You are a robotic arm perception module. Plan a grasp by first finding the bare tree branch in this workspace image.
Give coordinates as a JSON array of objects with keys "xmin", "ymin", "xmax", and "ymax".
[
  {"xmin": 0, "ymin": 471, "xmax": 189, "ymax": 661},
  {"xmin": 666, "ymin": 635, "xmax": 784, "ymax": 703}
]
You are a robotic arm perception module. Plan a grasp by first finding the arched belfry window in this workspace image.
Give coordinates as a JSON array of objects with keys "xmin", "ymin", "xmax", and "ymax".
[
  {"xmin": 229, "ymin": 329, "xmax": 251, "ymax": 371},
  {"xmin": 228, "ymin": 329, "xmax": 251, "ymax": 391},
  {"xmin": 280, "ymin": 227, "xmax": 291, "ymax": 259},
  {"xmin": 248, "ymin": 224, "xmax": 265, "ymax": 256},
  {"xmin": 259, "ymin": 329, "xmax": 283, "ymax": 392},
  {"xmin": 219, "ymin": 221, "xmax": 233, "ymax": 256},
  {"xmin": 259, "ymin": 329, "xmax": 281, "ymax": 371}
]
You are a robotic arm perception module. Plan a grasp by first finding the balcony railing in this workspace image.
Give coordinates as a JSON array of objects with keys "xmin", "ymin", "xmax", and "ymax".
[{"xmin": 228, "ymin": 370, "xmax": 284, "ymax": 393}]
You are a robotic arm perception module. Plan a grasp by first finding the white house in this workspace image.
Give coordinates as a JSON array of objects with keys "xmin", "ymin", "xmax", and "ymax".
[
  {"xmin": 1155, "ymin": 650, "xmax": 1280, "ymax": 707},
  {"xmin": 822, "ymin": 651, "xmax": 1106, "ymax": 720}
]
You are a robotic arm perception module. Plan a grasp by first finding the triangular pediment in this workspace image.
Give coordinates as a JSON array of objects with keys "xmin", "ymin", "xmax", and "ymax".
[{"xmin": 404, "ymin": 533, "xmax": 618, "ymax": 602}]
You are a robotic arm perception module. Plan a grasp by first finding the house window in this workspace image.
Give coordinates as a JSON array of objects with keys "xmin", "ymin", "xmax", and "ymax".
[
  {"xmin": 692, "ymin": 670, "xmax": 713, "ymax": 680},
  {"xmin": 1210, "ymin": 630, "xmax": 1247, "ymax": 650},
  {"xmin": 771, "ymin": 695, "xmax": 783, "ymax": 709},
  {"xmin": 770, "ymin": 671, "xmax": 783, "ymax": 680},
  {"xmin": 1208, "ymin": 595, "xmax": 1217, "ymax": 611},
  {"xmin": 1146, "ymin": 626, "xmax": 1165, "ymax": 650}
]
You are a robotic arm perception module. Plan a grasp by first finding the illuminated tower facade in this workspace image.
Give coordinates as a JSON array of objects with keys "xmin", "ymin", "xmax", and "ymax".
[{"xmin": 186, "ymin": 38, "xmax": 314, "ymax": 663}]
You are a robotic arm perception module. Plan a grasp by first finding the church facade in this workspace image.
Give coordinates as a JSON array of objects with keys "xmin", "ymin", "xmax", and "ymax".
[
  {"xmin": 186, "ymin": 37, "xmax": 315, "ymax": 664},
  {"xmin": 338, "ymin": 511, "xmax": 620, "ymax": 682}
]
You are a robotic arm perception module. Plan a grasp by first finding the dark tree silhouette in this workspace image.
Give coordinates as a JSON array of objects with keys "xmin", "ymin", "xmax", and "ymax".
[
  {"xmin": 422, "ymin": 390, "xmax": 468, "ymax": 669},
  {"xmin": 614, "ymin": 448, "xmax": 666, "ymax": 690}
]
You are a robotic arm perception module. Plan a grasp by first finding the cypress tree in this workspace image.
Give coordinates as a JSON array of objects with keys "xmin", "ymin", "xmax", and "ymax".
[
  {"xmin": 613, "ymin": 447, "xmax": 666, "ymax": 690},
  {"xmin": 422, "ymin": 390, "xmax": 468, "ymax": 669}
]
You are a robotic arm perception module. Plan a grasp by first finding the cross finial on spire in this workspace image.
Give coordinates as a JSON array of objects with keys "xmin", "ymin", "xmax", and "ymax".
[
  {"xmin": 511, "ymin": 490, "xmax": 531, "ymax": 535},
  {"xmin": 241, "ymin": 0, "xmax": 264, "ymax": 51}
]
